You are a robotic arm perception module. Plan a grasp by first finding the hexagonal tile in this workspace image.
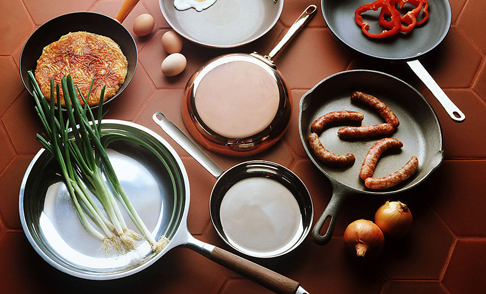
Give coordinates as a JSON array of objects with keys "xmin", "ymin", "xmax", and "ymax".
[
  {"xmin": 428, "ymin": 160, "xmax": 486, "ymax": 236},
  {"xmin": 0, "ymin": 56, "xmax": 25, "ymax": 116},
  {"xmin": 284, "ymin": 90, "xmax": 309, "ymax": 159},
  {"xmin": 379, "ymin": 205, "xmax": 454, "ymax": 280},
  {"xmin": 220, "ymin": 279, "xmax": 272, "ymax": 294},
  {"xmin": 472, "ymin": 63, "xmax": 486, "ymax": 101},
  {"xmin": 0, "ymin": 124, "xmax": 16, "ymax": 174},
  {"xmin": 0, "ymin": 156, "xmax": 33, "ymax": 230},
  {"xmin": 104, "ymin": 65, "xmax": 156, "ymax": 122},
  {"xmin": 442, "ymin": 239, "xmax": 486, "ymax": 294},
  {"xmin": 288, "ymin": 237, "xmax": 385, "ymax": 294},
  {"xmin": 382, "ymin": 281, "xmax": 447, "ymax": 294},
  {"xmin": 182, "ymin": 157, "xmax": 216, "ymax": 235},
  {"xmin": 93, "ymin": 0, "xmax": 156, "ymax": 52},
  {"xmin": 23, "ymin": 0, "xmax": 97, "ymax": 25},
  {"xmin": 0, "ymin": 0, "xmax": 34, "ymax": 55},
  {"xmin": 450, "ymin": 0, "xmax": 467, "ymax": 23},
  {"xmin": 273, "ymin": 28, "xmax": 351, "ymax": 90},
  {"xmin": 2, "ymin": 91, "xmax": 44, "ymax": 155},
  {"xmin": 424, "ymin": 89, "xmax": 486, "ymax": 159},
  {"xmin": 457, "ymin": 0, "xmax": 486, "ymax": 54},
  {"xmin": 420, "ymin": 27, "xmax": 482, "ymax": 88},
  {"xmin": 279, "ymin": 0, "xmax": 326, "ymax": 28}
]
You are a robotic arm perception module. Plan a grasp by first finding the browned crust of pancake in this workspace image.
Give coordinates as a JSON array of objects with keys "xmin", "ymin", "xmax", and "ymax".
[{"xmin": 35, "ymin": 31, "xmax": 128, "ymax": 107}]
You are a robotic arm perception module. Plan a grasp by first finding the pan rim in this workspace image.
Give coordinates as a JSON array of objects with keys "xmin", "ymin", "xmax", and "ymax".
[
  {"xmin": 321, "ymin": 0, "xmax": 452, "ymax": 61},
  {"xmin": 159, "ymin": 0, "xmax": 284, "ymax": 48},
  {"xmin": 19, "ymin": 119, "xmax": 190, "ymax": 280},
  {"xmin": 299, "ymin": 69, "xmax": 444, "ymax": 196},
  {"xmin": 208, "ymin": 160, "xmax": 314, "ymax": 258},
  {"xmin": 19, "ymin": 11, "xmax": 138, "ymax": 109}
]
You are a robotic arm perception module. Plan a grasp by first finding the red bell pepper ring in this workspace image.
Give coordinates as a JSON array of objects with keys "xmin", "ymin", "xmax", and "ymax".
[
  {"xmin": 355, "ymin": 0, "xmax": 402, "ymax": 39},
  {"xmin": 416, "ymin": 0, "xmax": 429, "ymax": 25},
  {"xmin": 379, "ymin": 0, "xmax": 424, "ymax": 33}
]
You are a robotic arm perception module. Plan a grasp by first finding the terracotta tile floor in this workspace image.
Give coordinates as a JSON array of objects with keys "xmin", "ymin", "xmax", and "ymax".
[{"xmin": 1, "ymin": 0, "xmax": 486, "ymax": 293}]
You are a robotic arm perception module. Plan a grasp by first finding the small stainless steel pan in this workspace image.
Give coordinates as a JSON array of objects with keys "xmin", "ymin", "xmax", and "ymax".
[
  {"xmin": 181, "ymin": 5, "xmax": 317, "ymax": 156},
  {"xmin": 20, "ymin": 120, "xmax": 310, "ymax": 294},
  {"xmin": 159, "ymin": 0, "xmax": 283, "ymax": 48},
  {"xmin": 322, "ymin": 0, "xmax": 465, "ymax": 122},
  {"xmin": 299, "ymin": 70, "xmax": 443, "ymax": 245},
  {"xmin": 153, "ymin": 112, "xmax": 313, "ymax": 259}
]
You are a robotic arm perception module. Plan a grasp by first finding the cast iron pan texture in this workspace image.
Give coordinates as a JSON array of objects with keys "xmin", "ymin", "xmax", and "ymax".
[
  {"xmin": 19, "ymin": 12, "xmax": 138, "ymax": 107},
  {"xmin": 322, "ymin": 0, "xmax": 451, "ymax": 61},
  {"xmin": 299, "ymin": 70, "xmax": 443, "ymax": 245}
]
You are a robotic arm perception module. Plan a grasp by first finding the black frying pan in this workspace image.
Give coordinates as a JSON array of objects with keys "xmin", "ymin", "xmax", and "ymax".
[
  {"xmin": 19, "ymin": 11, "xmax": 137, "ymax": 108},
  {"xmin": 299, "ymin": 70, "xmax": 443, "ymax": 245},
  {"xmin": 322, "ymin": 0, "xmax": 465, "ymax": 122}
]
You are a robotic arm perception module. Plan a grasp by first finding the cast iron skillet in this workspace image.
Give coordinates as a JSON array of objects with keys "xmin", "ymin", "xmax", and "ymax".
[
  {"xmin": 321, "ymin": 0, "xmax": 465, "ymax": 122},
  {"xmin": 19, "ymin": 12, "xmax": 137, "ymax": 108},
  {"xmin": 299, "ymin": 70, "xmax": 443, "ymax": 245}
]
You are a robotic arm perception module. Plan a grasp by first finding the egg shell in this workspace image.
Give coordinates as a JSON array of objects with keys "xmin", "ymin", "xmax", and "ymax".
[
  {"xmin": 133, "ymin": 14, "xmax": 155, "ymax": 36},
  {"xmin": 161, "ymin": 53, "xmax": 187, "ymax": 77},
  {"xmin": 161, "ymin": 31, "xmax": 183, "ymax": 54}
]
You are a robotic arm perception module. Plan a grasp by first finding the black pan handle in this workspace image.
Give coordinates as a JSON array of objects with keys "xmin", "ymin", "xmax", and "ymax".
[{"xmin": 311, "ymin": 183, "xmax": 348, "ymax": 245}]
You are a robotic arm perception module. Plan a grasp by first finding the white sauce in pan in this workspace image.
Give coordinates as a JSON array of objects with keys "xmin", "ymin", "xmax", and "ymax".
[{"xmin": 219, "ymin": 177, "xmax": 303, "ymax": 256}]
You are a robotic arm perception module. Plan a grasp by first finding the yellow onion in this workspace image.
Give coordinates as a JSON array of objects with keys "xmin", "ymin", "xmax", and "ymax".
[
  {"xmin": 374, "ymin": 201, "xmax": 413, "ymax": 237},
  {"xmin": 343, "ymin": 219, "xmax": 385, "ymax": 260}
]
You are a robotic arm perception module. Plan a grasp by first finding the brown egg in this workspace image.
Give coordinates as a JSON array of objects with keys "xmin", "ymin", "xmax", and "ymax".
[
  {"xmin": 133, "ymin": 14, "xmax": 155, "ymax": 36},
  {"xmin": 161, "ymin": 31, "xmax": 183, "ymax": 54},
  {"xmin": 161, "ymin": 53, "xmax": 187, "ymax": 76}
]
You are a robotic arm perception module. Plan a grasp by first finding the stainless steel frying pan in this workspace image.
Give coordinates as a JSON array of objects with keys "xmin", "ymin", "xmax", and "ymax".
[
  {"xmin": 321, "ymin": 0, "xmax": 465, "ymax": 122},
  {"xmin": 20, "ymin": 120, "xmax": 309, "ymax": 294},
  {"xmin": 159, "ymin": 0, "xmax": 284, "ymax": 48},
  {"xmin": 299, "ymin": 70, "xmax": 443, "ymax": 245},
  {"xmin": 153, "ymin": 112, "xmax": 313, "ymax": 259}
]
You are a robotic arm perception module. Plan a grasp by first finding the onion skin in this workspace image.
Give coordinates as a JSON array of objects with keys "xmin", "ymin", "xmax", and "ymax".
[
  {"xmin": 375, "ymin": 201, "xmax": 413, "ymax": 238},
  {"xmin": 343, "ymin": 219, "xmax": 385, "ymax": 261}
]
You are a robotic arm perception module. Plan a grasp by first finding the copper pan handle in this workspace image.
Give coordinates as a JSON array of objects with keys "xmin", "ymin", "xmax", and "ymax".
[
  {"xmin": 115, "ymin": 0, "xmax": 140, "ymax": 23},
  {"xmin": 265, "ymin": 5, "xmax": 317, "ymax": 60}
]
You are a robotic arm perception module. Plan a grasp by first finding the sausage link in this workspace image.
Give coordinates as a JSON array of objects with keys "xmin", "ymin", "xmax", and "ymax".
[
  {"xmin": 351, "ymin": 91, "xmax": 399, "ymax": 128},
  {"xmin": 308, "ymin": 132, "xmax": 355, "ymax": 167},
  {"xmin": 360, "ymin": 138, "xmax": 403, "ymax": 180},
  {"xmin": 310, "ymin": 110, "xmax": 364, "ymax": 133},
  {"xmin": 364, "ymin": 156, "xmax": 419, "ymax": 190},
  {"xmin": 337, "ymin": 123, "xmax": 395, "ymax": 140}
]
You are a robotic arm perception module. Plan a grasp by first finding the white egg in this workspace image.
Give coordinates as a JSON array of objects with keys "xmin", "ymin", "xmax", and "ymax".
[
  {"xmin": 174, "ymin": 0, "xmax": 217, "ymax": 12},
  {"xmin": 161, "ymin": 53, "xmax": 187, "ymax": 77}
]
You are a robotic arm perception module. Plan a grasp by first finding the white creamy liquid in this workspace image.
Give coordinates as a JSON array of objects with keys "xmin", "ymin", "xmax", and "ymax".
[{"xmin": 219, "ymin": 177, "xmax": 303, "ymax": 256}]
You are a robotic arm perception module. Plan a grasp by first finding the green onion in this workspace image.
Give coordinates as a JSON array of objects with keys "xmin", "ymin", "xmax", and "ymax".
[{"xmin": 27, "ymin": 71, "xmax": 168, "ymax": 254}]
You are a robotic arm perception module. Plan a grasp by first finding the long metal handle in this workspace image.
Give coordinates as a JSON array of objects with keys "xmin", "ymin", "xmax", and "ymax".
[
  {"xmin": 266, "ymin": 5, "xmax": 317, "ymax": 60},
  {"xmin": 407, "ymin": 59, "xmax": 465, "ymax": 122},
  {"xmin": 153, "ymin": 112, "xmax": 224, "ymax": 178}
]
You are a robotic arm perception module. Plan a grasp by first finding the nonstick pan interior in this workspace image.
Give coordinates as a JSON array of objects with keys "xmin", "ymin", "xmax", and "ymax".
[
  {"xmin": 322, "ymin": 0, "xmax": 451, "ymax": 61},
  {"xmin": 299, "ymin": 70, "xmax": 443, "ymax": 244},
  {"xmin": 19, "ymin": 12, "xmax": 138, "ymax": 108}
]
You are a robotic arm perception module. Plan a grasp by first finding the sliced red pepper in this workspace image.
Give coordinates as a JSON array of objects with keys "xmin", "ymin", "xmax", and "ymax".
[
  {"xmin": 416, "ymin": 0, "xmax": 429, "ymax": 25},
  {"xmin": 355, "ymin": 0, "xmax": 402, "ymax": 39},
  {"xmin": 379, "ymin": 0, "xmax": 423, "ymax": 33}
]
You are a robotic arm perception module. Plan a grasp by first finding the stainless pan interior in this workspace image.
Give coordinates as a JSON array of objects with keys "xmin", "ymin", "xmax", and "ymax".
[
  {"xmin": 19, "ymin": 120, "xmax": 188, "ymax": 280},
  {"xmin": 159, "ymin": 0, "xmax": 283, "ymax": 48},
  {"xmin": 299, "ymin": 70, "xmax": 443, "ymax": 245}
]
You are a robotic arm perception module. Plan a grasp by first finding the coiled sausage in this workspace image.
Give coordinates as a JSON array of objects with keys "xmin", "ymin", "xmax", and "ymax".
[
  {"xmin": 364, "ymin": 156, "xmax": 419, "ymax": 190},
  {"xmin": 360, "ymin": 138, "xmax": 403, "ymax": 180},
  {"xmin": 308, "ymin": 132, "xmax": 355, "ymax": 167},
  {"xmin": 351, "ymin": 91, "xmax": 399, "ymax": 128},
  {"xmin": 311, "ymin": 110, "xmax": 364, "ymax": 133}
]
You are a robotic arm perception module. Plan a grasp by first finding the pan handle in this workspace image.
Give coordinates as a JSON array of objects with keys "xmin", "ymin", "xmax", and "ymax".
[
  {"xmin": 186, "ymin": 236, "xmax": 310, "ymax": 294},
  {"xmin": 115, "ymin": 0, "xmax": 139, "ymax": 23},
  {"xmin": 407, "ymin": 59, "xmax": 465, "ymax": 122},
  {"xmin": 153, "ymin": 112, "xmax": 225, "ymax": 178},
  {"xmin": 265, "ymin": 5, "xmax": 317, "ymax": 60},
  {"xmin": 311, "ymin": 183, "xmax": 347, "ymax": 245}
]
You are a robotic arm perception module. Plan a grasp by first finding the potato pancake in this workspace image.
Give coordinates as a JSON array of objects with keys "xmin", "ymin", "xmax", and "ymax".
[{"xmin": 35, "ymin": 31, "xmax": 128, "ymax": 107}]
